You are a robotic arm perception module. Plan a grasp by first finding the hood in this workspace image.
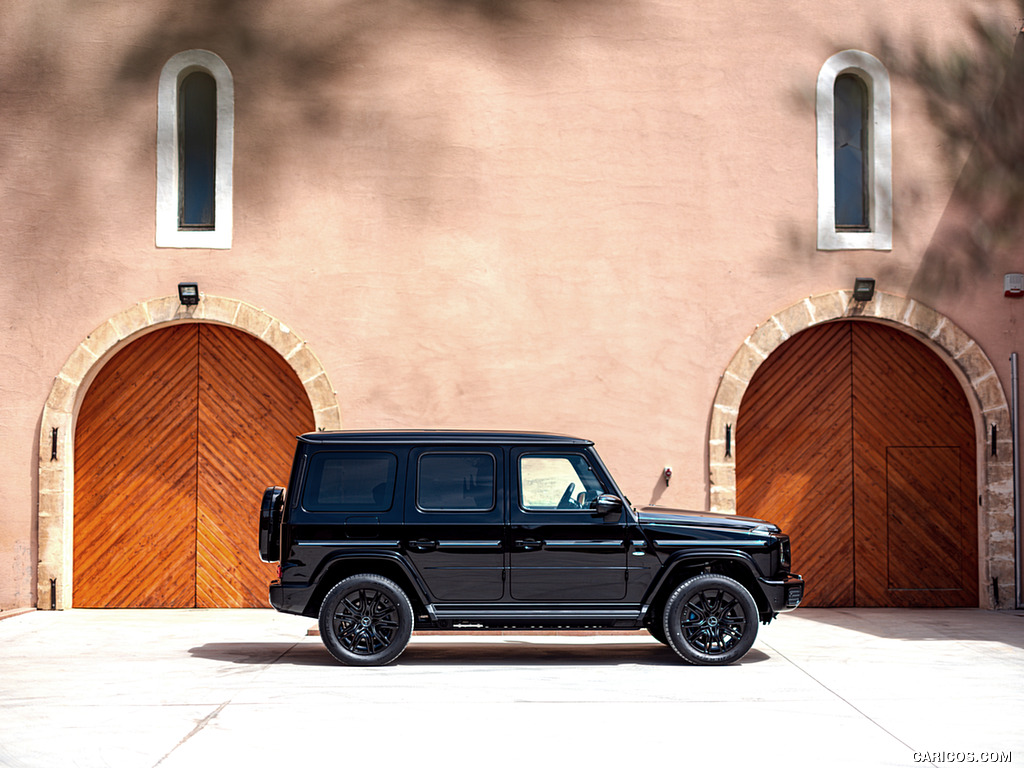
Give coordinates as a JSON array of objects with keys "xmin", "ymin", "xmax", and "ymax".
[{"xmin": 637, "ymin": 505, "xmax": 780, "ymax": 533}]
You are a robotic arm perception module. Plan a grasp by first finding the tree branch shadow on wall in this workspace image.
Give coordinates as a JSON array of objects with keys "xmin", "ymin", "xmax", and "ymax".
[
  {"xmin": 869, "ymin": 7, "xmax": 1024, "ymax": 302},
  {"xmin": 0, "ymin": 0, "xmax": 624, "ymax": 274},
  {"xmin": 782, "ymin": 6, "xmax": 1024, "ymax": 303}
]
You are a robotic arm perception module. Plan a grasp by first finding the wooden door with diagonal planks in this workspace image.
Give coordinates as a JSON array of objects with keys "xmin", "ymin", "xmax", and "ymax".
[
  {"xmin": 850, "ymin": 323, "xmax": 977, "ymax": 606},
  {"xmin": 736, "ymin": 322, "xmax": 855, "ymax": 606},
  {"xmin": 74, "ymin": 324, "xmax": 314, "ymax": 608},
  {"xmin": 195, "ymin": 324, "xmax": 314, "ymax": 607},
  {"xmin": 736, "ymin": 321, "xmax": 977, "ymax": 607},
  {"xmin": 74, "ymin": 325, "xmax": 199, "ymax": 608}
]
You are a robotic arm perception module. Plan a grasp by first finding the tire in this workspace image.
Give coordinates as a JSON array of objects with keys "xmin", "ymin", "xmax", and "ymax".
[
  {"xmin": 318, "ymin": 574, "xmax": 414, "ymax": 666},
  {"xmin": 662, "ymin": 574, "xmax": 758, "ymax": 665}
]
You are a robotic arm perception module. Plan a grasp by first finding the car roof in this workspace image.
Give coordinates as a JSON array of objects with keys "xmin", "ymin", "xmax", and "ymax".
[{"xmin": 297, "ymin": 430, "xmax": 593, "ymax": 446}]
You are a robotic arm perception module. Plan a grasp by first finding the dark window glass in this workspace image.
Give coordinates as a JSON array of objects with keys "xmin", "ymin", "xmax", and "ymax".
[
  {"xmin": 178, "ymin": 71, "xmax": 216, "ymax": 230},
  {"xmin": 834, "ymin": 74, "xmax": 868, "ymax": 230},
  {"xmin": 302, "ymin": 452, "xmax": 398, "ymax": 512},
  {"xmin": 417, "ymin": 453, "xmax": 495, "ymax": 511}
]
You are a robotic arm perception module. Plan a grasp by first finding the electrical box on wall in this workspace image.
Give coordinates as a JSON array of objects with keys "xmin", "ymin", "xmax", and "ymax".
[{"xmin": 1006, "ymin": 273, "xmax": 1024, "ymax": 297}]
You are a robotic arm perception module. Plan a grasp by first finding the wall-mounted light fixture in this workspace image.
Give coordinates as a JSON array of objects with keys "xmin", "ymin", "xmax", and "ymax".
[
  {"xmin": 852, "ymin": 277, "xmax": 875, "ymax": 302},
  {"xmin": 178, "ymin": 282, "xmax": 200, "ymax": 306},
  {"xmin": 663, "ymin": 467, "xmax": 672, "ymax": 486}
]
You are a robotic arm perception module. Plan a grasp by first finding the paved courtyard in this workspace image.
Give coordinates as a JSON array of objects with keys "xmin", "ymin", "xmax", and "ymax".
[{"xmin": 0, "ymin": 607, "xmax": 1022, "ymax": 768}]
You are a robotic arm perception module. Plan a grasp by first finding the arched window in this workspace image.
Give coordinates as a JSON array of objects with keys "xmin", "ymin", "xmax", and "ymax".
[
  {"xmin": 816, "ymin": 51, "xmax": 891, "ymax": 250},
  {"xmin": 157, "ymin": 51, "xmax": 233, "ymax": 248},
  {"xmin": 834, "ymin": 74, "xmax": 868, "ymax": 229},
  {"xmin": 178, "ymin": 71, "xmax": 217, "ymax": 230}
]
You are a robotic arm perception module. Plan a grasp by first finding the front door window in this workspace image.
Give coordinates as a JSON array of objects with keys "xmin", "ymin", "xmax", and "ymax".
[{"xmin": 520, "ymin": 454, "xmax": 606, "ymax": 511}]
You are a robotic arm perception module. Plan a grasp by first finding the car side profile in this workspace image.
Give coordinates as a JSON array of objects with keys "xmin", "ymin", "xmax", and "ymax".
[{"xmin": 259, "ymin": 431, "xmax": 804, "ymax": 666}]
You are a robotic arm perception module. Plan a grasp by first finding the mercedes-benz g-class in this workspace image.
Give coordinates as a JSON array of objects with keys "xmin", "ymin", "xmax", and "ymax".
[{"xmin": 259, "ymin": 431, "xmax": 804, "ymax": 665}]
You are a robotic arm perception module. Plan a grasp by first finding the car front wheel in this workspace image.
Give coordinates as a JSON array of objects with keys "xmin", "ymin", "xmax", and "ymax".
[
  {"xmin": 319, "ymin": 574, "xmax": 414, "ymax": 666},
  {"xmin": 662, "ymin": 574, "xmax": 758, "ymax": 665}
]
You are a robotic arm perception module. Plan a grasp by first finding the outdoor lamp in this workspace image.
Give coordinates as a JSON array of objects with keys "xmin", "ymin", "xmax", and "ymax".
[
  {"xmin": 178, "ymin": 282, "xmax": 200, "ymax": 306},
  {"xmin": 852, "ymin": 278, "xmax": 875, "ymax": 302}
]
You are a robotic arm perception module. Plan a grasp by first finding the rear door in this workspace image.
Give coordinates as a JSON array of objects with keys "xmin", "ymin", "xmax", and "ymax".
[
  {"xmin": 509, "ymin": 449, "xmax": 628, "ymax": 601},
  {"xmin": 402, "ymin": 447, "xmax": 506, "ymax": 602}
]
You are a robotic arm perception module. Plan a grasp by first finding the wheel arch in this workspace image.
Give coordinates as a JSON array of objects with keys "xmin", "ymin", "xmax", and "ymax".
[
  {"xmin": 643, "ymin": 552, "xmax": 772, "ymax": 624},
  {"xmin": 303, "ymin": 554, "xmax": 430, "ymax": 619}
]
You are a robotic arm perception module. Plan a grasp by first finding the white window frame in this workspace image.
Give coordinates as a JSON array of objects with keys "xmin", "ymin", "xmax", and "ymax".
[
  {"xmin": 816, "ymin": 50, "xmax": 892, "ymax": 251},
  {"xmin": 156, "ymin": 50, "xmax": 234, "ymax": 249}
]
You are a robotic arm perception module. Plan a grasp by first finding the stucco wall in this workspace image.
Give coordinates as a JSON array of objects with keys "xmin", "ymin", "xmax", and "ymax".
[{"xmin": 1, "ymin": 0, "xmax": 1020, "ymax": 610}]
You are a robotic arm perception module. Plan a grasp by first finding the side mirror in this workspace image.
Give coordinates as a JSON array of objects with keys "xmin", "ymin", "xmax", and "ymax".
[{"xmin": 591, "ymin": 494, "xmax": 623, "ymax": 520}]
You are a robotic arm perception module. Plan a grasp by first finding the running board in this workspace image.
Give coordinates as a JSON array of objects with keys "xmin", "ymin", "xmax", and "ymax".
[{"xmin": 427, "ymin": 606, "xmax": 646, "ymax": 623}]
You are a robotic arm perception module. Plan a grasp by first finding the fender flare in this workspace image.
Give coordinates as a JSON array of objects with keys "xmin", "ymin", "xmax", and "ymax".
[
  {"xmin": 308, "ymin": 550, "xmax": 433, "ymax": 609},
  {"xmin": 642, "ymin": 549, "xmax": 765, "ymax": 608}
]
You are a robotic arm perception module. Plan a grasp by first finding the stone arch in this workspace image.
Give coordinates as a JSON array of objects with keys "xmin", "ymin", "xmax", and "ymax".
[
  {"xmin": 37, "ymin": 294, "xmax": 342, "ymax": 609},
  {"xmin": 709, "ymin": 289, "xmax": 1013, "ymax": 608}
]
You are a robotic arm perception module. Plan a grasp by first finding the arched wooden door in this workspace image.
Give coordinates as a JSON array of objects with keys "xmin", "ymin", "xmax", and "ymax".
[
  {"xmin": 736, "ymin": 321, "xmax": 977, "ymax": 607},
  {"xmin": 73, "ymin": 324, "xmax": 315, "ymax": 607}
]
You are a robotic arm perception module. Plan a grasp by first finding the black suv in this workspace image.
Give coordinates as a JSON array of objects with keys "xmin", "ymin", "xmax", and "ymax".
[{"xmin": 259, "ymin": 431, "xmax": 804, "ymax": 666}]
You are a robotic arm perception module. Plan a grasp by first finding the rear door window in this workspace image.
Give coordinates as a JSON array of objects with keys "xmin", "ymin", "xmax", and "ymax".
[{"xmin": 416, "ymin": 453, "xmax": 495, "ymax": 512}]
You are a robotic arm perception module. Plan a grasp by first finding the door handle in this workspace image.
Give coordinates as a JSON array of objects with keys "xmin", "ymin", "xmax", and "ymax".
[
  {"xmin": 515, "ymin": 539, "xmax": 543, "ymax": 551},
  {"xmin": 408, "ymin": 539, "xmax": 438, "ymax": 552}
]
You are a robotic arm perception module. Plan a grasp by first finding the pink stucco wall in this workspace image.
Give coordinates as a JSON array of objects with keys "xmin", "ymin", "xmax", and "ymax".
[{"xmin": 1, "ymin": 0, "xmax": 1020, "ymax": 610}]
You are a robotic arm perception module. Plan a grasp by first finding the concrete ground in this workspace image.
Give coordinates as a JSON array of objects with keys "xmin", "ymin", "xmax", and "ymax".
[{"xmin": 0, "ymin": 608, "xmax": 1021, "ymax": 768}]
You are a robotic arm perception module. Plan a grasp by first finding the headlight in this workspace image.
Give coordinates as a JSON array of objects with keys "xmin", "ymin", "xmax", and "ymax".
[{"xmin": 775, "ymin": 535, "xmax": 791, "ymax": 571}]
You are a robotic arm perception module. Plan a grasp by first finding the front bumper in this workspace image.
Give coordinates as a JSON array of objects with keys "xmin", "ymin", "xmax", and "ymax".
[{"xmin": 758, "ymin": 572, "xmax": 805, "ymax": 613}]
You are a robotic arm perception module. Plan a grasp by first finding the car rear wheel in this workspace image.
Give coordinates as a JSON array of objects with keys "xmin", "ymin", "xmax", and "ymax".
[
  {"xmin": 318, "ymin": 574, "xmax": 414, "ymax": 666},
  {"xmin": 662, "ymin": 574, "xmax": 758, "ymax": 665}
]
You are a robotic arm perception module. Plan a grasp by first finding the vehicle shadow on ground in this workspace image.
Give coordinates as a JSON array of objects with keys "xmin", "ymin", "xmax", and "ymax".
[{"xmin": 188, "ymin": 641, "xmax": 771, "ymax": 667}]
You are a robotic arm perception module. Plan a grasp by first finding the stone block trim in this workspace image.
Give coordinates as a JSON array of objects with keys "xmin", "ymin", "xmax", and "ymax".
[
  {"xmin": 709, "ymin": 290, "xmax": 1013, "ymax": 609},
  {"xmin": 37, "ymin": 294, "xmax": 342, "ymax": 610}
]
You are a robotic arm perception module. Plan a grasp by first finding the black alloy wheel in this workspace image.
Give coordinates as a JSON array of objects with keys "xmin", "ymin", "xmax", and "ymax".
[
  {"xmin": 662, "ymin": 573, "xmax": 758, "ymax": 665},
  {"xmin": 318, "ymin": 574, "xmax": 414, "ymax": 666}
]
